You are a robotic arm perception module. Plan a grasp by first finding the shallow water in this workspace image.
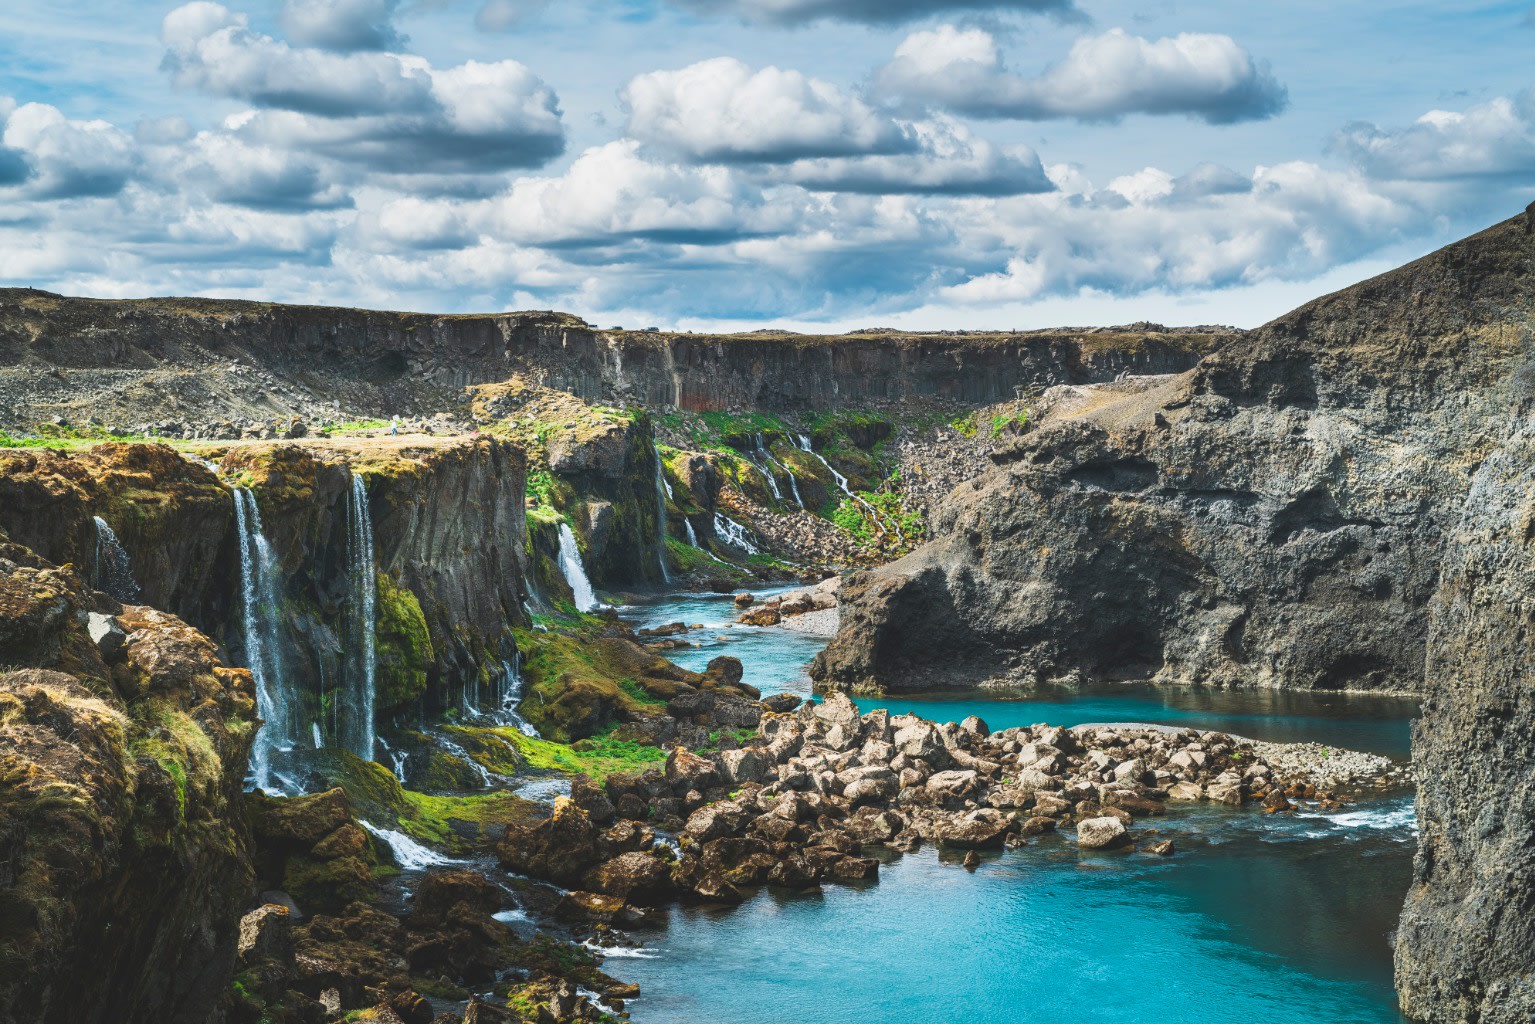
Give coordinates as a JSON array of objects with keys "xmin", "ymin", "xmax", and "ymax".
[{"xmin": 610, "ymin": 590, "xmax": 1419, "ymax": 1024}]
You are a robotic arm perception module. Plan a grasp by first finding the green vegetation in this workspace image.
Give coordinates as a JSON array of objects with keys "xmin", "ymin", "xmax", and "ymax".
[
  {"xmin": 620, "ymin": 678, "xmax": 666, "ymax": 706},
  {"xmin": 331, "ymin": 754, "xmax": 538, "ymax": 853},
  {"xmin": 374, "ymin": 573, "xmax": 433, "ymax": 711},
  {"xmin": 831, "ymin": 491, "xmax": 924, "ymax": 547},
  {"xmin": 451, "ymin": 724, "xmax": 667, "ymax": 783}
]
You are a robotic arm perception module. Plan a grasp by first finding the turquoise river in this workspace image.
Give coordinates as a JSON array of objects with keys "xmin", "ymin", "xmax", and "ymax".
[{"xmin": 607, "ymin": 589, "xmax": 1419, "ymax": 1024}]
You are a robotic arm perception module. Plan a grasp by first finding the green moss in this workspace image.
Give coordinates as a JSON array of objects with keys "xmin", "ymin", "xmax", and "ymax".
[
  {"xmin": 451, "ymin": 725, "xmax": 666, "ymax": 783},
  {"xmin": 326, "ymin": 753, "xmax": 538, "ymax": 854},
  {"xmin": 619, "ymin": 678, "xmax": 665, "ymax": 706},
  {"xmin": 374, "ymin": 572, "xmax": 432, "ymax": 711}
]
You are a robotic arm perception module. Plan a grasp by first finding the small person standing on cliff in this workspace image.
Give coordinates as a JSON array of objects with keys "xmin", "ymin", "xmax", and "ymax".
[{"xmin": 389, "ymin": 417, "xmax": 398, "ymax": 436}]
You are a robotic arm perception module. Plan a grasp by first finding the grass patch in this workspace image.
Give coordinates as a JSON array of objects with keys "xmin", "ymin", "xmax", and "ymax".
[{"xmin": 453, "ymin": 725, "xmax": 667, "ymax": 783}]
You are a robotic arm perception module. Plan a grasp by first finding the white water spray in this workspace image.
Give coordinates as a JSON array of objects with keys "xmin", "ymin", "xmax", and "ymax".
[
  {"xmin": 557, "ymin": 523, "xmax": 600, "ymax": 612},
  {"xmin": 92, "ymin": 515, "xmax": 141, "ymax": 602},
  {"xmin": 756, "ymin": 434, "xmax": 804, "ymax": 509},
  {"xmin": 795, "ymin": 433, "xmax": 901, "ymax": 541},
  {"xmin": 713, "ymin": 512, "xmax": 761, "ymax": 555},
  {"xmin": 361, "ymin": 821, "xmax": 465, "ymax": 870}
]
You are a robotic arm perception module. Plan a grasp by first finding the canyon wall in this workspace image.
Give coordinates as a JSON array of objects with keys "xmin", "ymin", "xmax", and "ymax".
[
  {"xmin": 0, "ymin": 289, "xmax": 1226, "ymax": 415},
  {"xmin": 814, "ymin": 215, "xmax": 1533, "ymax": 696}
]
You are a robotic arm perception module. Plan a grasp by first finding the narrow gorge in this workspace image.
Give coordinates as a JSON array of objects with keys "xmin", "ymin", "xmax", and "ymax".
[{"xmin": 1, "ymin": 211, "xmax": 1533, "ymax": 1024}]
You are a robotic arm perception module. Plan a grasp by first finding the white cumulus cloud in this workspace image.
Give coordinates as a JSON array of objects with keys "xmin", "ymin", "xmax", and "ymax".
[
  {"xmin": 876, "ymin": 26, "xmax": 1287, "ymax": 124},
  {"xmin": 280, "ymin": 0, "xmax": 405, "ymax": 51},
  {"xmin": 623, "ymin": 58, "xmax": 911, "ymax": 163},
  {"xmin": 161, "ymin": 2, "xmax": 564, "ymax": 173},
  {"xmin": 1331, "ymin": 93, "xmax": 1535, "ymax": 182}
]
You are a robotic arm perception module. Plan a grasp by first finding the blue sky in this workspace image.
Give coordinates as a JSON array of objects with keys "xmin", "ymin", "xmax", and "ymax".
[{"xmin": 1, "ymin": 0, "xmax": 1532, "ymax": 330}]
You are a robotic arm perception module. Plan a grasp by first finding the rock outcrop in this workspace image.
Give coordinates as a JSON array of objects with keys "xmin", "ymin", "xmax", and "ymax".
[
  {"xmin": 1394, "ymin": 428, "xmax": 1535, "ymax": 1023},
  {"xmin": 0, "ymin": 533, "xmax": 256, "ymax": 1024},
  {"xmin": 815, "ymin": 214, "xmax": 1535, "ymax": 695},
  {"xmin": 0, "ymin": 290, "xmax": 1227, "ymax": 428}
]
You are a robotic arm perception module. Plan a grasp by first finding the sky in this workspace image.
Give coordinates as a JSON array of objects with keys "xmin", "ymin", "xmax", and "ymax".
[{"xmin": 0, "ymin": 1, "xmax": 1532, "ymax": 331}]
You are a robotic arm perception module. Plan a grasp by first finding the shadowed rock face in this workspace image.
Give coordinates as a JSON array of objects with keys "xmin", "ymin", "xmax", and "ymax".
[
  {"xmin": 1394, "ymin": 429, "xmax": 1535, "ymax": 1023},
  {"xmin": 0, "ymin": 536, "xmax": 256, "ymax": 1024},
  {"xmin": 814, "ymin": 214, "xmax": 1535, "ymax": 696}
]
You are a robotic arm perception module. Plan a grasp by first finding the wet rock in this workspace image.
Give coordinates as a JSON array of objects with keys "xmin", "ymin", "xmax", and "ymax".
[
  {"xmin": 583, "ymin": 852, "xmax": 673, "ymax": 901},
  {"xmin": 1145, "ymin": 839, "xmax": 1176, "ymax": 856},
  {"xmin": 495, "ymin": 798, "xmax": 603, "ymax": 886}
]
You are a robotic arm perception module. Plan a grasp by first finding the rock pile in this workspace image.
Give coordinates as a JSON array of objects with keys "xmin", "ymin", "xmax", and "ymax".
[
  {"xmin": 494, "ymin": 695, "xmax": 1401, "ymax": 929},
  {"xmin": 735, "ymin": 575, "xmax": 840, "ymax": 628}
]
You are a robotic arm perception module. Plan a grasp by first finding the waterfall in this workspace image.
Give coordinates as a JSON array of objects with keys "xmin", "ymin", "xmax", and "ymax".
[
  {"xmin": 234, "ymin": 487, "xmax": 295, "ymax": 793},
  {"xmin": 684, "ymin": 517, "xmax": 699, "ymax": 547},
  {"xmin": 360, "ymin": 821, "xmax": 466, "ymax": 870},
  {"xmin": 652, "ymin": 445, "xmax": 671, "ymax": 584},
  {"xmin": 713, "ymin": 512, "xmax": 761, "ymax": 555},
  {"xmin": 756, "ymin": 434, "xmax": 804, "ymax": 509},
  {"xmin": 557, "ymin": 523, "xmax": 600, "ymax": 612},
  {"xmin": 494, "ymin": 655, "xmax": 540, "ymax": 736},
  {"xmin": 795, "ymin": 434, "xmax": 902, "ymax": 541},
  {"xmin": 92, "ymin": 516, "xmax": 141, "ymax": 602},
  {"xmin": 343, "ymin": 474, "xmax": 377, "ymax": 761}
]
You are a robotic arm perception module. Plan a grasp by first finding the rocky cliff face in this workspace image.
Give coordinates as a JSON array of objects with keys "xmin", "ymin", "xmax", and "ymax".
[
  {"xmin": 815, "ymin": 214, "xmax": 1535, "ymax": 696},
  {"xmin": 0, "ymin": 535, "xmax": 256, "ymax": 1024},
  {"xmin": 0, "ymin": 444, "xmax": 234, "ymax": 628},
  {"xmin": 1394, "ymin": 427, "xmax": 1535, "ymax": 1022},
  {"xmin": 0, "ymin": 289, "xmax": 1226, "ymax": 431},
  {"xmin": 215, "ymin": 436, "xmax": 533, "ymax": 716}
]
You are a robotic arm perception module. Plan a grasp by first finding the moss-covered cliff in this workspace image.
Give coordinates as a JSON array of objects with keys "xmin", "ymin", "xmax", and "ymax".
[{"xmin": 0, "ymin": 534, "xmax": 256, "ymax": 1024}]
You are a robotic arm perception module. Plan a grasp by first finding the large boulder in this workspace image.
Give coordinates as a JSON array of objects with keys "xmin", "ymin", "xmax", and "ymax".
[{"xmin": 1076, "ymin": 816, "xmax": 1130, "ymax": 850}]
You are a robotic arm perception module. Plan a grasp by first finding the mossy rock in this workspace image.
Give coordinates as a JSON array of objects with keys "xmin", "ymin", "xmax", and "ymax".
[{"xmin": 375, "ymin": 572, "xmax": 432, "ymax": 711}]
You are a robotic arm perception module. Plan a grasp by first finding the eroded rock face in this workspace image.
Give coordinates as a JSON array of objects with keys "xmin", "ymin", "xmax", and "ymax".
[
  {"xmin": 815, "ymin": 214, "xmax": 1535, "ymax": 695},
  {"xmin": 1395, "ymin": 429, "xmax": 1535, "ymax": 1022},
  {"xmin": 0, "ymin": 537, "xmax": 257, "ymax": 1024}
]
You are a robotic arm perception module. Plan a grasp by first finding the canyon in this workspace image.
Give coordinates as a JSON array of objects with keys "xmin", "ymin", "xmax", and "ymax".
[{"xmin": 2, "ymin": 210, "xmax": 1534, "ymax": 1023}]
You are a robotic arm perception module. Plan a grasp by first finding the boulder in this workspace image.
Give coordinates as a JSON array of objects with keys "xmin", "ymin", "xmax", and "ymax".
[
  {"xmin": 717, "ymin": 747, "xmax": 770, "ymax": 785},
  {"xmin": 582, "ymin": 852, "xmax": 673, "ymax": 900},
  {"xmin": 1076, "ymin": 816, "xmax": 1130, "ymax": 850}
]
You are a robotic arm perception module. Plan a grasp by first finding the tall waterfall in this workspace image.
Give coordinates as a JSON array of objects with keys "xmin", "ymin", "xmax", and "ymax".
[
  {"xmin": 342, "ymin": 474, "xmax": 377, "ymax": 761},
  {"xmin": 652, "ymin": 445, "xmax": 671, "ymax": 584},
  {"xmin": 557, "ymin": 523, "xmax": 600, "ymax": 612},
  {"xmin": 796, "ymin": 434, "xmax": 902, "ymax": 541},
  {"xmin": 234, "ymin": 487, "xmax": 295, "ymax": 793},
  {"xmin": 92, "ymin": 516, "xmax": 140, "ymax": 602}
]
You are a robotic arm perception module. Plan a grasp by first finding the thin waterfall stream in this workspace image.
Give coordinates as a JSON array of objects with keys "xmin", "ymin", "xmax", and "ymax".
[
  {"xmin": 234, "ymin": 487, "xmax": 296, "ymax": 793},
  {"xmin": 343, "ymin": 473, "xmax": 378, "ymax": 761},
  {"xmin": 92, "ymin": 515, "xmax": 140, "ymax": 602}
]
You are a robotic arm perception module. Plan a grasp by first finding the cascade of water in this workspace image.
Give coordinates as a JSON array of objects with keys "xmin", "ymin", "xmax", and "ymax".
[
  {"xmin": 684, "ymin": 517, "xmax": 700, "ymax": 547},
  {"xmin": 652, "ymin": 445, "xmax": 671, "ymax": 584},
  {"xmin": 343, "ymin": 474, "xmax": 378, "ymax": 761},
  {"xmin": 92, "ymin": 515, "xmax": 141, "ymax": 602},
  {"xmin": 234, "ymin": 487, "xmax": 296, "ymax": 793},
  {"xmin": 713, "ymin": 512, "xmax": 761, "ymax": 555},
  {"xmin": 756, "ymin": 434, "xmax": 804, "ymax": 509},
  {"xmin": 492, "ymin": 656, "xmax": 540, "ymax": 736},
  {"xmin": 360, "ymin": 821, "xmax": 465, "ymax": 870},
  {"xmin": 556, "ymin": 523, "xmax": 600, "ymax": 612},
  {"xmin": 795, "ymin": 434, "xmax": 901, "ymax": 541}
]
